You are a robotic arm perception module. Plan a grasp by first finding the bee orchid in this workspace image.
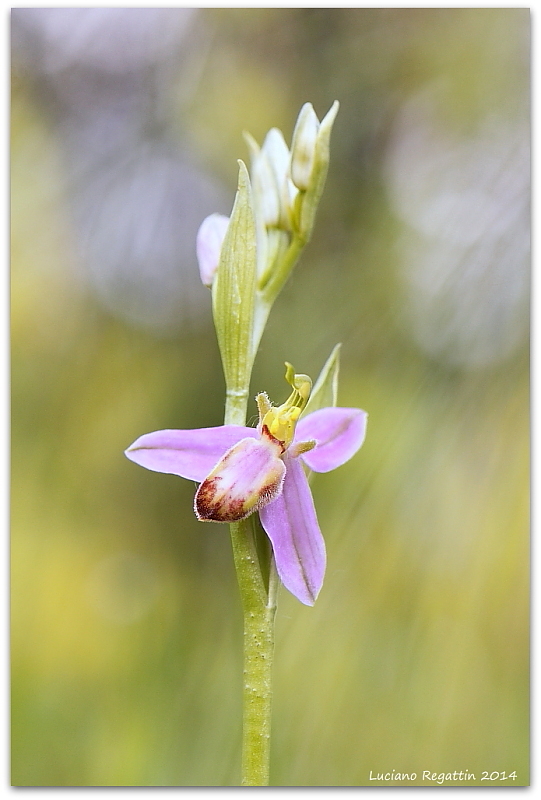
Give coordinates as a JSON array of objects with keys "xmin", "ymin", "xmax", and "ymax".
[{"xmin": 125, "ymin": 365, "xmax": 367, "ymax": 605}]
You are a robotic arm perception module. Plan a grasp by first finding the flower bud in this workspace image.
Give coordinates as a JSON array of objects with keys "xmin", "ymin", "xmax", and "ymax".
[
  {"xmin": 294, "ymin": 101, "xmax": 339, "ymax": 240},
  {"xmin": 290, "ymin": 103, "xmax": 320, "ymax": 191},
  {"xmin": 254, "ymin": 148, "xmax": 282, "ymax": 228},
  {"xmin": 248, "ymin": 128, "xmax": 298, "ymax": 229},
  {"xmin": 196, "ymin": 213, "xmax": 230, "ymax": 287}
]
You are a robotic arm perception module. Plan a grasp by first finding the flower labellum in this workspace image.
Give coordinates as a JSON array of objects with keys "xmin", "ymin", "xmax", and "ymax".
[
  {"xmin": 125, "ymin": 364, "xmax": 367, "ymax": 605},
  {"xmin": 196, "ymin": 213, "xmax": 230, "ymax": 287},
  {"xmin": 195, "ymin": 434, "xmax": 285, "ymax": 522}
]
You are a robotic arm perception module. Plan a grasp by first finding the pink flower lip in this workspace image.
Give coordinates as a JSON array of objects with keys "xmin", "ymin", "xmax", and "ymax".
[{"xmin": 194, "ymin": 435, "xmax": 286, "ymax": 523}]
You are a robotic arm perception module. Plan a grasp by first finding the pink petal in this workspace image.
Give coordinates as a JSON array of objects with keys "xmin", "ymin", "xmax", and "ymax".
[
  {"xmin": 196, "ymin": 213, "xmax": 230, "ymax": 287},
  {"xmin": 195, "ymin": 437, "xmax": 285, "ymax": 522},
  {"xmin": 125, "ymin": 426, "xmax": 254, "ymax": 482},
  {"xmin": 295, "ymin": 407, "xmax": 367, "ymax": 473},
  {"xmin": 259, "ymin": 454, "xmax": 326, "ymax": 605}
]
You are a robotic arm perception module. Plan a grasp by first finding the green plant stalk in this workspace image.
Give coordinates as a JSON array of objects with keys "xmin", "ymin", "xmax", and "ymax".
[
  {"xmin": 224, "ymin": 391, "xmax": 276, "ymax": 786},
  {"xmin": 252, "ymin": 233, "xmax": 307, "ymax": 357},
  {"xmin": 241, "ymin": 566, "xmax": 277, "ymax": 786}
]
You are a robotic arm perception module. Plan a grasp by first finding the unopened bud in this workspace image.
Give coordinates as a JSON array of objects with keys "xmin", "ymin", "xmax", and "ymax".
[
  {"xmin": 196, "ymin": 213, "xmax": 230, "ymax": 287},
  {"xmin": 294, "ymin": 101, "xmax": 339, "ymax": 240},
  {"xmin": 290, "ymin": 103, "xmax": 320, "ymax": 191},
  {"xmin": 248, "ymin": 128, "xmax": 298, "ymax": 229}
]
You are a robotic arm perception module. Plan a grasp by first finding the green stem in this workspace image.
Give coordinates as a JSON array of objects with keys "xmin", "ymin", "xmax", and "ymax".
[
  {"xmin": 241, "ymin": 581, "xmax": 276, "ymax": 786},
  {"xmin": 262, "ymin": 233, "xmax": 306, "ymax": 302},
  {"xmin": 252, "ymin": 234, "xmax": 306, "ymax": 357},
  {"xmin": 224, "ymin": 390, "xmax": 276, "ymax": 786}
]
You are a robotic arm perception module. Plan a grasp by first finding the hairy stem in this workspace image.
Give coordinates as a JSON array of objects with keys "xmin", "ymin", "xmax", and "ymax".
[
  {"xmin": 225, "ymin": 392, "xmax": 275, "ymax": 786},
  {"xmin": 241, "ymin": 590, "xmax": 276, "ymax": 786}
]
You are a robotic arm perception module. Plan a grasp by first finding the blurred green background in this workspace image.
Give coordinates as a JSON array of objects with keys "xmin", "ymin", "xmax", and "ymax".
[{"xmin": 11, "ymin": 8, "xmax": 529, "ymax": 787}]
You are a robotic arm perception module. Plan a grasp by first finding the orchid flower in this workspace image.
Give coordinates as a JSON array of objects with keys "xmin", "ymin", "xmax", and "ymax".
[{"xmin": 125, "ymin": 364, "xmax": 367, "ymax": 606}]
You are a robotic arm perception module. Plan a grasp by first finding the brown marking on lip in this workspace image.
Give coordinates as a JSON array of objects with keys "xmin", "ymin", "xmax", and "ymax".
[
  {"xmin": 261, "ymin": 424, "xmax": 286, "ymax": 453},
  {"xmin": 259, "ymin": 481, "xmax": 281, "ymax": 504},
  {"xmin": 222, "ymin": 497, "xmax": 249, "ymax": 521},
  {"xmin": 195, "ymin": 476, "xmax": 251, "ymax": 522},
  {"xmin": 194, "ymin": 471, "xmax": 285, "ymax": 524},
  {"xmin": 195, "ymin": 476, "xmax": 224, "ymax": 521}
]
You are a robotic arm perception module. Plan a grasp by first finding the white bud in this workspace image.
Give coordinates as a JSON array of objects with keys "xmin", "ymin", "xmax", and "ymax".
[
  {"xmin": 290, "ymin": 103, "xmax": 320, "ymax": 191},
  {"xmin": 196, "ymin": 213, "xmax": 230, "ymax": 287},
  {"xmin": 260, "ymin": 128, "xmax": 298, "ymax": 228},
  {"xmin": 262, "ymin": 128, "xmax": 290, "ymax": 181},
  {"xmin": 253, "ymin": 149, "xmax": 282, "ymax": 227}
]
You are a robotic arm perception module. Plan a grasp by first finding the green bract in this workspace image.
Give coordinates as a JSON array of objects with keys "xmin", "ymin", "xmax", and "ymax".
[
  {"xmin": 211, "ymin": 161, "xmax": 257, "ymax": 417},
  {"xmin": 304, "ymin": 343, "xmax": 342, "ymax": 416}
]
